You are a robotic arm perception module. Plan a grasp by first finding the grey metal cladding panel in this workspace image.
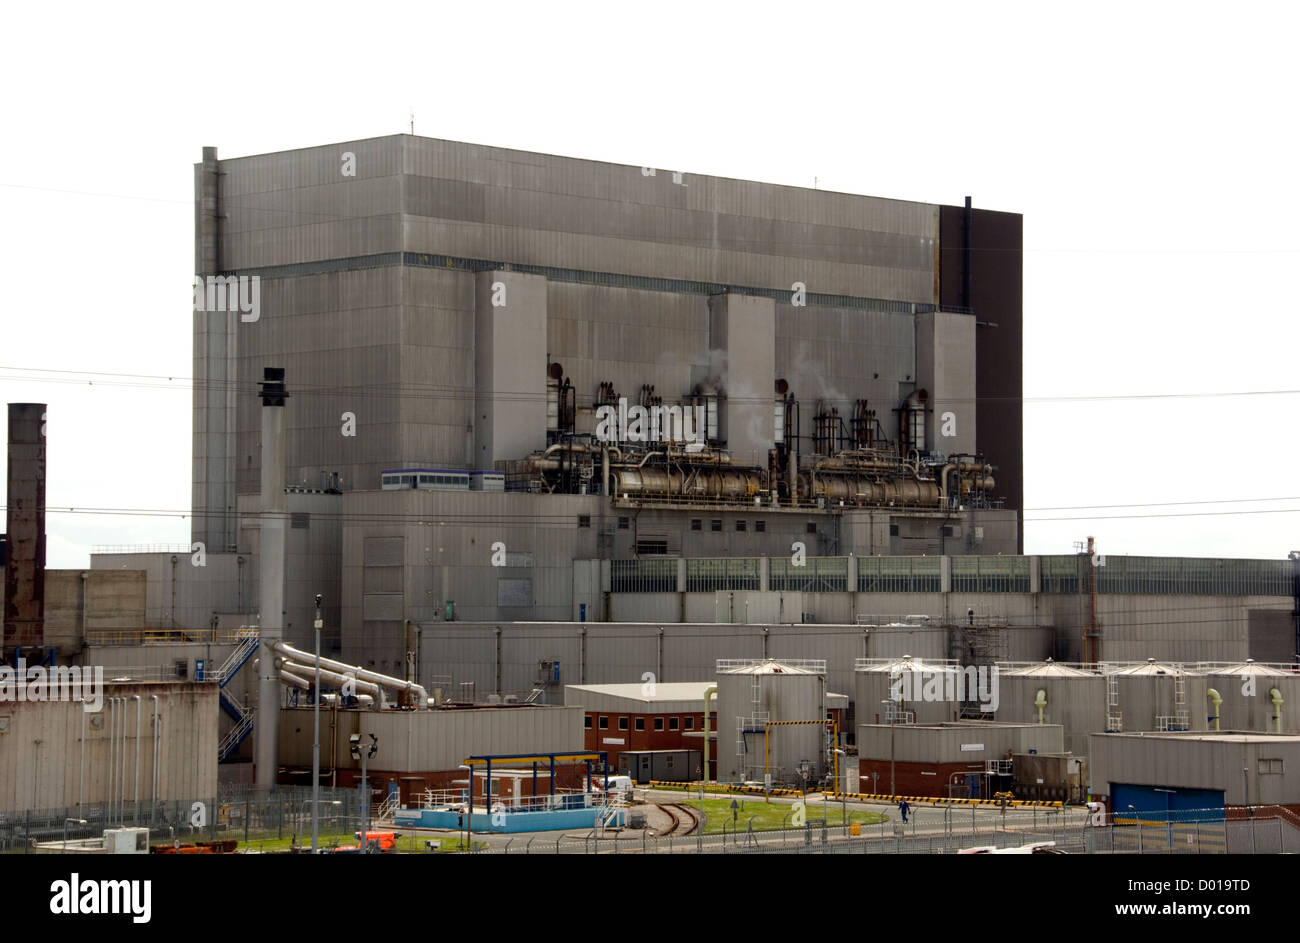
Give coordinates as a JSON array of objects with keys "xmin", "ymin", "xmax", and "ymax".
[
  {"xmin": 219, "ymin": 138, "xmax": 403, "ymax": 196},
  {"xmin": 220, "ymin": 176, "xmax": 402, "ymax": 236},
  {"xmin": 222, "ymin": 216, "xmax": 403, "ymax": 270},
  {"xmin": 400, "ymin": 136, "xmax": 936, "ymax": 232},
  {"xmin": 403, "ymin": 217, "xmax": 932, "ymax": 302},
  {"xmin": 364, "ymin": 536, "xmax": 404, "ymax": 566},
  {"xmin": 403, "ymin": 175, "xmax": 488, "ymax": 225}
]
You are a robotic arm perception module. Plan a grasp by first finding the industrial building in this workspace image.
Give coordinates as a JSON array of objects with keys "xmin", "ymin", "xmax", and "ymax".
[
  {"xmin": 182, "ymin": 134, "xmax": 1026, "ymax": 677},
  {"xmin": 856, "ymin": 720, "xmax": 1065, "ymax": 799},
  {"xmin": 2, "ymin": 135, "xmax": 1298, "ymax": 813},
  {"xmin": 1088, "ymin": 730, "xmax": 1300, "ymax": 819}
]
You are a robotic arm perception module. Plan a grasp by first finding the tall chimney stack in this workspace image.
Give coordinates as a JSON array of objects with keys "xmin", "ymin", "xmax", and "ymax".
[
  {"xmin": 255, "ymin": 370, "xmax": 288, "ymax": 788},
  {"xmin": 4, "ymin": 404, "xmax": 46, "ymax": 659}
]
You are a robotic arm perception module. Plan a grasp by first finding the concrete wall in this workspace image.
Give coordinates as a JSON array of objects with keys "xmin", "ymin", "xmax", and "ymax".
[
  {"xmin": 277, "ymin": 704, "xmax": 584, "ymax": 774},
  {"xmin": 43, "ymin": 570, "xmax": 147, "ymax": 653},
  {"xmin": 857, "ymin": 721, "xmax": 1063, "ymax": 764},
  {"xmin": 90, "ymin": 552, "xmax": 247, "ymax": 633},
  {"xmin": 0, "ymin": 681, "xmax": 218, "ymax": 812}
]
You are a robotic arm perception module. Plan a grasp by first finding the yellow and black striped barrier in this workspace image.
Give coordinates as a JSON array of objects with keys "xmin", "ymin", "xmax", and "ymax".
[{"xmin": 644, "ymin": 781, "xmax": 1064, "ymax": 809}]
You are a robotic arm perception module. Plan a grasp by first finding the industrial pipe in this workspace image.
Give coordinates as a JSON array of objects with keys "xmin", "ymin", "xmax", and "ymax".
[
  {"xmin": 277, "ymin": 659, "xmax": 384, "ymax": 706},
  {"xmin": 1270, "ymin": 688, "xmax": 1284, "ymax": 733},
  {"xmin": 702, "ymin": 685, "xmax": 717, "ymax": 783},
  {"xmin": 119, "ymin": 695, "xmax": 127, "ymax": 821},
  {"xmin": 1207, "ymin": 688, "xmax": 1222, "ymax": 731},
  {"xmin": 108, "ymin": 698, "xmax": 116, "ymax": 822},
  {"xmin": 133, "ymin": 695, "xmax": 141, "ymax": 817},
  {"xmin": 279, "ymin": 669, "xmax": 312, "ymax": 691},
  {"xmin": 271, "ymin": 641, "xmax": 428, "ymax": 708},
  {"xmin": 151, "ymin": 695, "xmax": 159, "ymax": 806},
  {"xmin": 1034, "ymin": 689, "xmax": 1047, "ymax": 724},
  {"xmin": 79, "ymin": 706, "xmax": 86, "ymax": 813}
]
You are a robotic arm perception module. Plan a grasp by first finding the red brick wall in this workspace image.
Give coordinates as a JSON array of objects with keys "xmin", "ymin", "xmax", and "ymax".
[{"xmin": 857, "ymin": 758, "xmax": 988, "ymax": 798}]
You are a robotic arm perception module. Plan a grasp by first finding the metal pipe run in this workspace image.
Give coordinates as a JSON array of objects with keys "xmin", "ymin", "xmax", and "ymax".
[
  {"xmin": 277, "ymin": 659, "xmax": 383, "ymax": 703},
  {"xmin": 279, "ymin": 669, "xmax": 312, "ymax": 691},
  {"xmin": 150, "ymin": 696, "xmax": 159, "ymax": 808},
  {"xmin": 133, "ymin": 695, "xmax": 141, "ymax": 816},
  {"xmin": 108, "ymin": 698, "xmax": 117, "ymax": 822},
  {"xmin": 272, "ymin": 641, "xmax": 429, "ymax": 707}
]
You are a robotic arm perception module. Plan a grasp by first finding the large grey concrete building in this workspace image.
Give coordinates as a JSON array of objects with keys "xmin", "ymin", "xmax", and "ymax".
[{"xmin": 187, "ymin": 135, "xmax": 1024, "ymax": 672}]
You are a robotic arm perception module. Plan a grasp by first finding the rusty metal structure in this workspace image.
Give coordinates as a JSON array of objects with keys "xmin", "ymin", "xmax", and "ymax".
[{"xmin": 3, "ymin": 403, "xmax": 46, "ymax": 657}]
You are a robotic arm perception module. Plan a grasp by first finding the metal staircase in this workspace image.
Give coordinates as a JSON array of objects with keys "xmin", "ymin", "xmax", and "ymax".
[{"xmin": 216, "ymin": 634, "xmax": 259, "ymax": 762}]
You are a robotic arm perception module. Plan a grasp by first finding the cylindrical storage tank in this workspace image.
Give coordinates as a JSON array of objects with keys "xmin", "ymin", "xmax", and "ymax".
[
  {"xmin": 1107, "ymin": 659, "xmax": 1194, "ymax": 732},
  {"xmin": 996, "ymin": 661, "xmax": 1105, "ymax": 757},
  {"xmin": 1200, "ymin": 661, "xmax": 1300, "ymax": 733},
  {"xmin": 715, "ymin": 660, "xmax": 827, "ymax": 786},
  {"xmin": 854, "ymin": 655, "xmax": 957, "ymax": 726}
]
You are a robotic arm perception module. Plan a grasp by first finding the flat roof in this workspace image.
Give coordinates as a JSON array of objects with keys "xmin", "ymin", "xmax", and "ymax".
[
  {"xmin": 565, "ymin": 682, "xmax": 717, "ymax": 703},
  {"xmin": 1095, "ymin": 731, "xmax": 1300, "ymax": 744}
]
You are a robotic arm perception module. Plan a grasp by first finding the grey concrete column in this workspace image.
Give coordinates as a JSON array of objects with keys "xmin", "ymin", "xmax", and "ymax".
[
  {"xmin": 914, "ymin": 310, "xmax": 976, "ymax": 455},
  {"xmin": 707, "ymin": 293, "xmax": 776, "ymax": 468},
  {"xmin": 192, "ymin": 146, "xmax": 236, "ymax": 553},
  {"xmin": 1029, "ymin": 555, "xmax": 1041, "ymax": 595},
  {"xmin": 255, "ymin": 370, "xmax": 288, "ymax": 789},
  {"xmin": 474, "ymin": 271, "xmax": 548, "ymax": 468},
  {"xmin": 941, "ymin": 555, "xmax": 952, "ymax": 594},
  {"xmin": 759, "ymin": 556, "xmax": 770, "ymax": 592}
]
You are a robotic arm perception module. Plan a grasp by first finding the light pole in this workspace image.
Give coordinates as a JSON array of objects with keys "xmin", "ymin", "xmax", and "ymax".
[
  {"xmin": 458, "ymin": 764, "xmax": 473, "ymax": 853},
  {"xmin": 350, "ymin": 732, "xmax": 377, "ymax": 853},
  {"xmin": 883, "ymin": 699, "xmax": 896, "ymax": 796},
  {"xmin": 312, "ymin": 594, "xmax": 322, "ymax": 854},
  {"xmin": 833, "ymin": 749, "xmax": 848, "ymax": 835}
]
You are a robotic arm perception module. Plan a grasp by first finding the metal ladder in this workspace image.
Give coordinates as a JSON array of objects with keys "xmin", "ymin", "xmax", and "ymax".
[{"xmin": 1105, "ymin": 671, "xmax": 1123, "ymax": 732}]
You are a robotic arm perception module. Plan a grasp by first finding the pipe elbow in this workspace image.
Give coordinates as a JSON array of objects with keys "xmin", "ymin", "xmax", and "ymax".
[{"xmin": 1207, "ymin": 688, "xmax": 1222, "ymax": 707}]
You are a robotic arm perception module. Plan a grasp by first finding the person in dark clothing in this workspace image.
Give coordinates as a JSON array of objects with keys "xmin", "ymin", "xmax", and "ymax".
[{"xmin": 899, "ymin": 799, "xmax": 910, "ymax": 823}]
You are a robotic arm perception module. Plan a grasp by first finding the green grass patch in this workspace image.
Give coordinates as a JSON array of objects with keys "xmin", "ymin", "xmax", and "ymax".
[{"xmin": 682, "ymin": 798, "xmax": 888, "ymax": 835}]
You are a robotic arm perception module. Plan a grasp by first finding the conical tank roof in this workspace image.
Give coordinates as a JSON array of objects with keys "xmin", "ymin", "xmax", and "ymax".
[
  {"xmin": 1005, "ymin": 659, "xmax": 1096, "ymax": 678},
  {"xmin": 1109, "ymin": 658, "xmax": 1186, "ymax": 676},
  {"xmin": 857, "ymin": 655, "xmax": 956, "ymax": 674},
  {"xmin": 1205, "ymin": 659, "xmax": 1292, "ymax": 678}
]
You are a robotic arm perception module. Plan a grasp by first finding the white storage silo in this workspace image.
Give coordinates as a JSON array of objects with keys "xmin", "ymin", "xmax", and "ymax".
[
  {"xmin": 1200, "ymin": 660, "xmax": 1300, "ymax": 733},
  {"xmin": 715, "ymin": 659, "xmax": 827, "ymax": 786},
  {"xmin": 854, "ymin": 655, "xmax": 961, "ymax": 727},
  {"xmin": 996, "ymin": 660, "xmax": 1105, "ymax": 756}
]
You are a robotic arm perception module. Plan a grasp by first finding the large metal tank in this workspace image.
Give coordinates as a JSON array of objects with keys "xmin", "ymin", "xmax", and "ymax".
[
  {"xmin": 1106, "ymin": 659, "xmax": 1200, "ymax": 732},
  {"xmin": 854, "ymin": 655, "xmax": 959, "ymax": 727},
  {"xmin": 715, "ymin": 659, "xmax": 827, "ymax": 786},
  {"xmin": 1199, "ymin": 660, "xmax": 1300, "ymax": 733},
  {"xmin": 996, "ymin": 660, "xmax": 1105, "ymax": 757}
]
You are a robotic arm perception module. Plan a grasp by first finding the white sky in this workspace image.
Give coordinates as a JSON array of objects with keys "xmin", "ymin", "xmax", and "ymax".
[{"xmin": 2, "ymin": 1, "xmax": 1297, "ymax": 567}]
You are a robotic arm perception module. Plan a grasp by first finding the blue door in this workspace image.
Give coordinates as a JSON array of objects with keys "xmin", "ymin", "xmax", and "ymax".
[{"xmin": 1112, "ymin": 783, "xmax": 1224, "ymax": 824}]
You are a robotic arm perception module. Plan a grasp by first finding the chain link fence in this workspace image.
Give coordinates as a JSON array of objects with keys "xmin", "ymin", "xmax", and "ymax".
[{"xmin": 0, "ymin": 785, "xmax": 363, "ymax": 853}]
